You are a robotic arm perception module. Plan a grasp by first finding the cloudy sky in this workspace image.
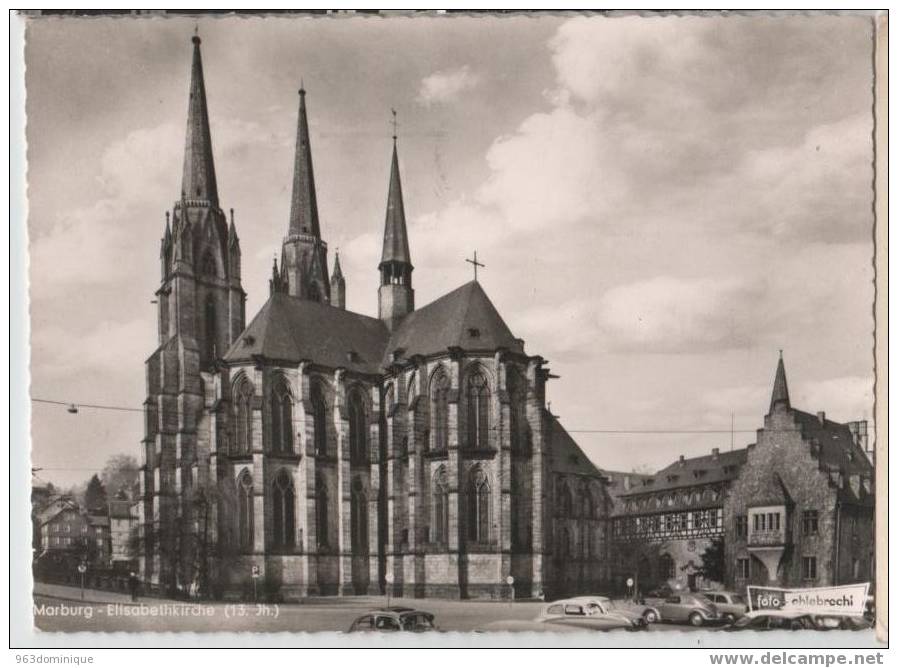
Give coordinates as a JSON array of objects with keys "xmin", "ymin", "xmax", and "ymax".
[{"xmin": 26, "ymin": 13, "xmax": 875, "ymax": 488}]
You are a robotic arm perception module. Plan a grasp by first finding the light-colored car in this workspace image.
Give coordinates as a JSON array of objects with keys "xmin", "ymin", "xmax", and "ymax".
[
  {"xmin": 701, "ymin": 591, "xmax": 748, "ymax": 623},
  {"xmin": 571, "ymin": 595, "xmax": 660, "ymax": 625},
  {"xmin": 535, "ymin": 598, "xmax": 644, "ymax": 630},
  {"xmin": 347, "ymin": 607, "xmax": 437, "ymax": 633},
  {"xmin": 656, "ymin": 593, "xmax": 721, "ymax": 626}
]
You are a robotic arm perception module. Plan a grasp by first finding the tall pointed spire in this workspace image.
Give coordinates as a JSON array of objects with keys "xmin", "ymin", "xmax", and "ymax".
[
  {"xmin": 330, "ymin": 250, "xmax": 346, "ymax": 310},
  {"xmin": 378, "ymin": 127, "xmax": 414, "ymax": 329},
  {"xmin": 380, "ymin": 139, "xmax": 412, "ymax": 266},
  {"xmin": 332, "ymin": 250, "xmax": 344, "ymax": 280},
  {"xmin": 181, "ymin": 33, "xmax": 218, "ymax": 206},
  {"xmin": 769, "ymin": 350, "xmax": 791, "ymax": 412},
  {"xmin": 288, "ymin": 87, "xmax": 320, "ymax": 237}
]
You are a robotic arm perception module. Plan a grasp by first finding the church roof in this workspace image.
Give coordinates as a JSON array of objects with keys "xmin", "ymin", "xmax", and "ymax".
[
  {"xmin": 225, "ymin": 292, "xmax": 389, "ymax": 374},
  {"xmin": 227, "ymin": 281, "xmax": 525, "ymax": 375},
  {"xmin": 383, "ymin": 281, "xmax": 524, "ymax": 364},
  {"xmin": 547, "ymin": 415, "xmax": 604, "ymax": 478}
]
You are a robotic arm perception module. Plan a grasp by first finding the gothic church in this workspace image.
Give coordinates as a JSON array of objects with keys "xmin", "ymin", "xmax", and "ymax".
[{"xmin": 139, "ymin": 35, "xmax": 611, "ymax": 600}]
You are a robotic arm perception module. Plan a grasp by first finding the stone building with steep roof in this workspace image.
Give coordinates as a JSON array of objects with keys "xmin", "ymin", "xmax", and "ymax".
[
  {"xmin": 724, "ymin": 355, "xmax": 874, "ymax": 590},
  {"xmin": 139, "ymin": 35, "xmax": 610, "ymax": 601}
]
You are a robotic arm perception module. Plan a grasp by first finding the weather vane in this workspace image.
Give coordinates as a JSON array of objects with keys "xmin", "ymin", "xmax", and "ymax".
[{"xmin": 391, "ymin": 108, "xmax": 398, "ymax": 140}]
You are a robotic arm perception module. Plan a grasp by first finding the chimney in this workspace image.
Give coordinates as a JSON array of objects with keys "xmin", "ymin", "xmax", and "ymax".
[
  {"xmin": 679, "ymin": 455, "xmax": 685, "ymax": 466},
  {"xmin": 817, "ymin": 411, "xmax": 826, "ymax": 425},
  {"xmin": 712, "ymin": 447, "xmax": 720, "ymax": 459}
]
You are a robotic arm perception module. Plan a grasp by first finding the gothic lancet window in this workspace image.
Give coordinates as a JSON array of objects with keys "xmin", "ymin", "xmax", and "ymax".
[
  {"xmin": 270, "ymin": 377, "xmax": 293, "ymax": 453},
  {"xmin": 466, "ymin": 468, "xmax": 491, "ymax": 543},
  {"xmin": 348, "ymin": 389, "xmax": 367, "ymax": 465},
  {"xmin": 431, "ymin": 369, "xmax": 450, "ymax": 452},
  {"xmin": 311, "ymin": 383, "xmax": 327, "ymax": 456},
  {"xmin": 316, "ymin": 474, "xmax": 328, "ymax": 549},
  {"xmin": 204, "ymin": 294, "xmax": 216, "ymax": 364},
  {"xmin": 201, "ymin": 251, "xmax": 217, "ymax": 277},
  {"xmin": 234, "ymin": 378, "xmax": 253, "ymax": 455},
  {"xmin": 350, "ymin": 478, "xmax": 369, "ymax": 554},
  {"xmin": 237, "ymin": 470, "xmax": 254, "ymax": 552},
  {"xmin": 431, "ymin": 467, "xmax": 449, "ymax": 544},
  {"xmin": 507, "ymin": 368, "xmax": 527, "ymax": 453},
  {"xmin": 466, "ymin": 369, "xmax": 490, "ymax": 449},
  {"xmin": 272, "ymin": 470, "xmax": 295, "ymax": 550},
  {"xmin": 558, "ymin": 483, "xmax": 573, "ymax": 517}
]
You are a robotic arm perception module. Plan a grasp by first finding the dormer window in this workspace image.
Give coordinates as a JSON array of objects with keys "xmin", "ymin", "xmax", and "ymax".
[
  {"xmin": 347, "ymin": 351, "xmax": 360, "ymax": 363},
  {"xmin": 467, "ymin": 327, "xmax": 481, "ymax": 338}
]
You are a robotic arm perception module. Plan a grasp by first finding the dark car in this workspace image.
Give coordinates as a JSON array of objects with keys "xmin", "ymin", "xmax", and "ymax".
[
  {"xmin": 347, "ymin": 607, "xmax": 437, "ymax": 633},
  {"xmin": 722, "ymin": 611, "xmax": 873, "ymax": 632}
]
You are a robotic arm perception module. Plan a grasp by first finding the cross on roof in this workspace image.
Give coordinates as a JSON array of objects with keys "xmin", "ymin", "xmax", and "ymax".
[
  {"xmin": 466, "ymin": 251, "xmax": 485, "ymax": 281},
  {"xmin": 390, "ymin": 108, "xmax": 398, "ymax": 140}
]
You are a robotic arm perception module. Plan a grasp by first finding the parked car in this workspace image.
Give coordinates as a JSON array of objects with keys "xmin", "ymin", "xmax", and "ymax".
[
  {"xmin": 721, "ymin": 610, "xmax": 873, "ymax": 632},
  {"xmin": 701, "ymin": 591, "xmax": 748, "ymax": 623},
  {"xmin": 655, "ymin": 593, "xmax": 721, "ymax": 626},
  {"xmin": 347, "ymin": 607, "xmax": 437, "ymax": 633},
  {"xmin": 478, "ymin": 599, "xmax": 641, "ymax": 632},
  {"xmin": 579, "ymin": 595, "xmax": 661, "ymax": 624},
  {"xmin": 536, "ymin": 597, "xmax": 647, "ymax": 629}
]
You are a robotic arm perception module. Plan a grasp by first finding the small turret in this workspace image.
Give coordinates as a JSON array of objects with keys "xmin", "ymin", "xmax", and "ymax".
[
  {"xmin": 769, "ymin": 351, "xmax": 791, "ymax": 413},
  {"xmin": 330, "ymin": 251, "xmax": 346, "ymax": 309}
]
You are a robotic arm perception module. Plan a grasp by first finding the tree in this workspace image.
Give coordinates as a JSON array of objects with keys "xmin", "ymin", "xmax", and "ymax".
[
  {"xmin": 698, "ymin": 536, "xmax": 725, "ymax": 585},
  {"xmin": 84, "ymin": 474, "xmax": 107, "ymax": 512},
  {"xmin": 101, "ymin": 454, "xmax": 140, "ymax": 500}
]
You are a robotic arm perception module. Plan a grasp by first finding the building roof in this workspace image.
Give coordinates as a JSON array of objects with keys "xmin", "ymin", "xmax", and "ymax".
[
  {"xmin": 791, "ymin": 409, "xmax": 872, "ymax": 477},
  {"xmin": 225, "ymin": 292, "xmax": 389, "ymax": 374},
  {"xmin": 227, "ymin": 281, "xmax": 525, "ymax": 377},
  {"xmin": 600, "ymin": 469, "xmax": 655, "ymax": 500},
  {"xmin": 547, "ymin": 415, "xmax": 604, "ymax": 478},
  {"xmin": 384, "ymin": 281, "xmax": 524, "ymax": 364},
  {"xmin": 88, "ymin": 514, "xmax": 110, "ymax": 527},
  {"xmin": 620, "ymin": 448, "xmax": 748, "ymax": 497}
]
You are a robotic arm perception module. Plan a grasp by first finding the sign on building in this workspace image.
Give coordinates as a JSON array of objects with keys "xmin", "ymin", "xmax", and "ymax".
[{"xmin": 748, "ymin": 584, "xmax": 869, "ymax": 616}]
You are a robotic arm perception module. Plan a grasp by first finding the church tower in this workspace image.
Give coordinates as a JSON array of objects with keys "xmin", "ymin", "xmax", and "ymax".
[
  {"xmin": 378, "ymin": 136, "xmax": 414, "ymax": 329},
  {"xmin": 281, "ymin": 87, "xmax": 331, "ymax": 302},
  {"xmin": 143, "ymin": 33, "xmax": 244, "ymax": 588},
  {"xmin": 158, "ymin": 33, "xmax": 245, "ymax": 367}
]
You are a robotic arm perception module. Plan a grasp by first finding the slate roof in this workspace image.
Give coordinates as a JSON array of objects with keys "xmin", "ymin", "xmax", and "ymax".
[
  {"xmin": 384, "ymin": 281, "xmax": 524, "ymax": 364},
  {"xmin": 547, "ymin": 415, "xmax": 604, "ymax": 478},
  {"xmin": 226, "ymin": 281, "xmax": 525, "ymax": 375},
  {"xmin": 791, "ymin": 409, "xmax": 872, "ymax": 477},
  {"xmin": 380, "ymin": 142, "xmax": 412, "ymax": 266},
  {"xmin": 225, "ymin": 292, "xmax": 389, "ymax": 375},
  {"xmin": 619, "ymin": 448, "xmax": 748, "ymax": 497}
]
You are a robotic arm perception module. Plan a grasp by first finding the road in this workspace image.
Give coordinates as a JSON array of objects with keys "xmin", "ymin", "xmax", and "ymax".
[{"xmin": 31, "ymin": 583, "xmax": 690, "ymax": 634}]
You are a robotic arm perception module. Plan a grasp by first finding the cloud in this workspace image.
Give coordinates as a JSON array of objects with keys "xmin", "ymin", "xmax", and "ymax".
[
  {"xmin": 596, "ymin": 276, "xmax": 768, "ymax": 353},
  {"xmin": 416, "ymin": 65, "xmax": 481, "ymax": 107}
]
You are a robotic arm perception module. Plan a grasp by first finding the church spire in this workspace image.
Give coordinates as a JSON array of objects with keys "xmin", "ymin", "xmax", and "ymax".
[
  {"xmin": 288, "ymin": 86, "xmax": 320, "ymax": 237},
  {"xmin": 380, "ymin": 138, "xmax": 412, "ymax": 267},
  {"xmin": 181, "ymin": 33, "xmax": 218, "ymax": 206},
  {"xmin": 769, "ymin": 351, "xmax": 791, "ymax": 413},
  {"xmin": 378, "ymin": 128, "xmax": 414, "ymax": 329}
]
